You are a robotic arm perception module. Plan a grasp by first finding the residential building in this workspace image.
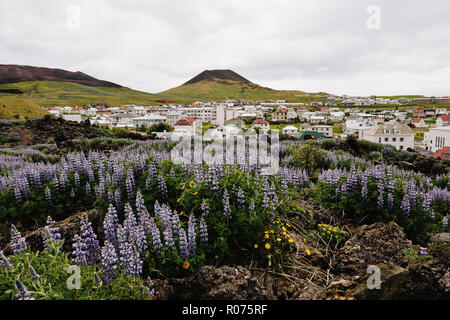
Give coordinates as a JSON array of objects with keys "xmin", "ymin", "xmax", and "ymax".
[
  {"xmin": 412, "ymin": 118, "xmax": 427, "ymax": 128},
  {"xmin": 436, "ymin": 115, "xmax": 450, "ymax": 127},
  {"xmin": 310, "ymin": 125, "xmax": 333, "ymax": 138},
  {"xmin": 360, "ymin": 121, "xmax": 414, "ymax": 151},
  {"xmin": 433, "ymin": 147, "xmax": 450, "ymax": 159},
  {"xmin": 282, "ymin": 125, "xmax": 299, "ymax": 136},
  {"xmin": 132, "ymin": 114, "xmax": 167, "ymax": 129},
  {"xmin": 424, "ymin": 126, "xmax": 450, "ymax": 153},
  {"xmin": 251, "ymin": 118, "xmax": 269, "ymax": 131},
  {"xmin": 271, "ymin": 108, "xmax": 288, "ymax": 121}
]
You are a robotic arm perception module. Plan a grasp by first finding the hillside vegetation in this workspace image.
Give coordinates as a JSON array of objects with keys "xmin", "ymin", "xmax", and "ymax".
[{"xmin": 0, "ymin": 81, "xmax": 166, "ymax": 119}]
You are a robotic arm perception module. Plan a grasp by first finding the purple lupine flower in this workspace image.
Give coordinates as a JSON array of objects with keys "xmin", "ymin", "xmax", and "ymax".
[
  {"xmin": 104, "ymin": 204, "xmax": 119, "ymax": 249},
  {"xmin": 14, "ymin": 279, "xmax": 34, "ymax": 300},
  {"xmin": 79, "ymin": 215, "xmax": 101, "ymax": 265},
  {"xmin": 149, "ymin": 217, "xmax": 162, "ymax": 254},
  {"xmin": 101, "ymin": 240, "xmax": 118, "ymax": 284},
  {"xmin": 157, "ymin": 174, "xmax": 168, "ymax": 202},
  {"xmin": 135, "ymin": 190, "xmax": 145, "ymax": 213},
  {"xmin": 419, "ymin": 247, "xmax": 428, "ymax": 255},
  {"xmin": 72, "ymin": 234, "xmax": 87, "ymax": 265},
  {"xmin": 199, "ymin": 217, "xmax": 208, "ymax": 247},
  {"xmin": 223, "ymin": 189, "xmax": 231, "ymax": 218},
  {"xmin": 377, "ymin": 183, "xmax": 384, "ymax": 209},
  {"xmin": 0, "ymin": 249, "xmax": 11, "ymax": 270},
  {"xmin": 29, "ymin": 265, "xmax": 40, "ymax": 281},
  {"xmin": 45, "ymin": 186, "xmax": 52, "ymax": 206},
  {"xmin": 248, "ymin": 199, "xmax": 255, "ymax": 211},
  {"xmin": 187, "ymin": 213, "xmax": 196, "ymax": 258},
  {"xmin": 401, "ymin": 195, "xmax": 410, "ymax": 218},
  {"xmin": 178, "ymin": 228, "xmax": 189, "ymax": 260},
  {"xmin": 117, "ymin": 226, "xmax": 143, "ymax": 277},
  {"xmin": 74, "ymin": 172, "xmax": 80, "ymax": 188},
  {"xmin": 236, "ymin": 187, "xmax": 245, "ymax": 209},
  {"xmin": 201, "ymin": 199, "xmax": 210, "ymax": 217},
  {"xmin": 85, "ymin": 183, "xmax": 91, "ymax": 196},
  {"xmin": 10, "ymin": 224, "xmax": 27, "ymax": 254},
  {"xmin": 162, "ymin": 223, "xmax": 175, "ymax": 249}
]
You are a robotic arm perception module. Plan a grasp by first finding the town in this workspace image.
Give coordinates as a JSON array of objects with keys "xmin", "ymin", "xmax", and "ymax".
[{"xmin": 46, "ymin": 95, "xmax": 450, "ymax": 159}]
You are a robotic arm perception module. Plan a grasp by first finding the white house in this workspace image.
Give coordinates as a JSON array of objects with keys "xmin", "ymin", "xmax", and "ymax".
[
  {"xmin": 360, "ymin": 121, "xmax": 414, "ymax": 151},
  {"xmin": 436, "ymin": 115, "xmax": 450, "ymax": 127},
  {"xmin": 251, "ymin": 118, "xmax": 269, "ymax": 131},
  {"xmin": 282, "ymin": 125, "xmax": 299, "ymax": 136},
  {"xmin": 132, "ymin": 114, "xmax": 167, "ymax": 129},
  {"xmin": 310, "ymin": 125, "xmax": 333, "ymax": 138},
  {"xmin": 424, "ymin": 126, "xmax": 450, "ymax": 153},
  {"xmin": 412, "ymin": 118, "xmax": 427, "ymax": 128}
]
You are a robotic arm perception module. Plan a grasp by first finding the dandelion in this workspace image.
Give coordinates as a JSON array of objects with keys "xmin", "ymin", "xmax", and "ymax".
[
  {"xmin": 182, "ymin": 260, "xmax": 190, "ymax": 269},
  {"xmin": 254, "ymin": 244, "xmax": 258, "ymax": 249},
  {"xmin": 265, "ymin": 243, "xmax": 271, "ymax": 250},
  {"xmin": 305, "ymin": 249, "xmax": 311, "ymax": 256}
]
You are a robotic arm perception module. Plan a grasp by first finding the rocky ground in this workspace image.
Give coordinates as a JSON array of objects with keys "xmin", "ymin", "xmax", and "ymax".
[{"xmin": 4, "ymin": 208, "xmax": 448, "ymax": 300}]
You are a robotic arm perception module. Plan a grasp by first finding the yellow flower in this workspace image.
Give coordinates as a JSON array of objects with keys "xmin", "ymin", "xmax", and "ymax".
[
  {"xmin": 288, "ymin": 239, "xmax": 293, "ymax": 243},
  {"xmin": 254, "ymin": 244, "xmax": 258, "ymax": 249},
  {"xmin": 270, "ymin": 230, "xmax": 274, "ymax": 233},
  {"xmin": 305, "ymin": 249, "xmax": 311, "ymax": 256},
  {"xmin": 282, "ymin": 227, "xmax": 286, "ymax": 232},
  {"xmin": 193, "ymin": 192, "xmax": 198, "ymax": 195},
  {"xmin": 265, "ymin": 243, "xmax": 271, "ymax": 249},
  {"xmin": 182, "ymin": 260, "xmax": 190, "ymax": 269},
  {"xmin": 276, "ymin": 238, "xmax": 281, "ymax": 242},
  {"xmin": 181, "ymin": 185, "xmax": 185, "ymax": 190},
  {"xmin": 286, "ymin": 223, "xmax": 291, "ymax": 228},
  {"xmin": 286, "ymin": 234, "xmax": 291, "ymax": 238},
  {"xmin": 177, "ymin": 198, "xmax": 181, "ymax": 202},
  {"xmin": 283, "ymin": 232, "xmax": 287, "ymax": 236},
  {"xmin": 189, "ymin": 181, "xmax": 194, "ymax": 187},
  {"xmin": 264, "ymin": 234, "xmax": 269, "ymax": 239},
  {"xmin": 180, "ymin": 211, "xmax": 184, "ymax": 216}
]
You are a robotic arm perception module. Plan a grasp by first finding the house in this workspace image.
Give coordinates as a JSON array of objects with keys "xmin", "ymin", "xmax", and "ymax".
[
  {"xmin": 286, "ymin": 108, "xmax": 298, "ymax": 120},
  {"xmin": 224, "ymin": 118, "xmax": 246, "ymax": 129},
  {"xmin": 436, "ymin": 115, "xmax": 450, "ymax": 127},
  {"xmin": 344, "ymin": 118, "xmax": 375, "ymax": 138},
  {"xmin": 251, "ymin": 118, "xmax": 269, "ymax": 131},
  {"xmin": 413, "ymin": 109, "xmax": 425, "ymax": 118},
  {"xmin": 166, "ymin": 110, "xmax": 183, "ymax": 126},
  {"xmin": 424, "ymin": 126, "xmax": 450, "ymax": 153},
  {"xmin": 282, "ymin": 125, "xmax": 299, "ymax": 136},
  {"xmin": 271, "ymin": 108, "xmax": 288, "ymax": 122},
  {"xmin": 310, "ymin": 125, "xmax": 333, "ymax": 138},
  {"xmin": 174, "ymin": 117, "xmax": 196, "ymax": 136},
  {"xmin": 132, "ymin": 114, "xmax": 167, "ymax": 129},
  {"xmin": 360, "ymin": 121, "xmax": 414, "ymax": 151},
  {"xmin": 433, "ymin": 147, "xmax": 450, "ymax": 159},
  {"xmin": 412, "ymin": 118, "xmax": 427, "ymax": 128}
]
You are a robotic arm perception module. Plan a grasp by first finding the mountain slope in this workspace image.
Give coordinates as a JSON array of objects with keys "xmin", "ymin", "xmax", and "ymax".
[
  {"xmin": 159, "ymin": 69, "xmax": 310, "ymax": 101},
  {"xmin": 0, "ymin": 81, "xmax": 164, "ymax": 119},
  {"xmin": 0, "ymin": 64, "xmax": 121, "ymax": 88}
]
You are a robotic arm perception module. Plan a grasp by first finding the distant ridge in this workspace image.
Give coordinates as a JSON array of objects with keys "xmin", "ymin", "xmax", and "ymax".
[
  {"xmin": 0, "ymin": 64, "xmax": 121, "ymax": 88},
  {"xmin": 184, "ymin": 69, "xmax": 250, "ymax": 85}
]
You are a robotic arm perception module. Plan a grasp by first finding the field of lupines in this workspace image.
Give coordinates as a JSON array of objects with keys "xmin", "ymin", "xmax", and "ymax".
[{"xmin": 0, "ymin": 137, "xmax": 449, "ymax": 300}]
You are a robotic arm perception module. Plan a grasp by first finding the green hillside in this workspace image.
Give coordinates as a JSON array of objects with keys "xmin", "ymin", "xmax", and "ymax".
[
  {"xmin": 0, "ymin": 81, "xmax": 168, "ymax": 119},
  {"xmin": 159, "ymin": 78, "xmax": 324, "ymax": 103}
]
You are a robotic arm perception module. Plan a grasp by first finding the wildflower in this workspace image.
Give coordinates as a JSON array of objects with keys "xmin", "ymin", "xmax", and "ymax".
[
  {"xmin": 101, "ymin": 241, "xmax": 118, "ymax": 284},
  {"xmin": 14, "ymin": 279, "xmax": 34, "ymax": 300},
  {"xmin": 265, "ymin": 243, "xmax": 271, "ymax": 250},
  {"xmin": 10, "ymin": 225, "xmax": 27, "ymax": 254},
  {"xmin": 305, "ymin": 249, "xmax": 311, "ymax": 256},
  {"xmin": 199, "ymin": 217, "xmax": 208, "ymax": 247},
  {"xmin": 29, "ymin": 266, "xmax": 40, "ymax": 281},
  {"xmin": 276, "ymin": 238, "xmax": 281, "ymax": 242},
  {"xmin": 190, "ymin": 181, "xmax": 194, "ymax": 187},
  {"xmin": 288, "ymin": 239, "xmax": 293, "ymax": 243},
  {"xmin": 254, "ymin": 244, "xmax": 258, "ymax": 249},
  {"xmin": 182, "ymin": 260, "xmax": 190, "ymax": 269}
]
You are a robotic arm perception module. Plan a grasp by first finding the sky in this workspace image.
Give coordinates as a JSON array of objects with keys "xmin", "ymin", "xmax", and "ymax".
[{"xmin": 1, "ymin": 0, "xmax": 449, "ymax": 96}]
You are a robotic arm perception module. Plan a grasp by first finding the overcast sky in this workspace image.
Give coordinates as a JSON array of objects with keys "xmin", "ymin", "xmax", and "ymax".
[{"xmin": 1, "ymin": 0, "xmax": 449, "ymax": 96}]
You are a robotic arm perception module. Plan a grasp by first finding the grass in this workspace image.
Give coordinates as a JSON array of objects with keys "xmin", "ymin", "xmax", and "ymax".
[{"xmin": 159, "ymin": 78, "xmax": 326, "ymax": 103}]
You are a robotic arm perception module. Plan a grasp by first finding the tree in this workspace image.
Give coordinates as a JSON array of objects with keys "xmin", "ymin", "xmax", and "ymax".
[{"xmin": 147, "ymin": 123, "xmax": 174, "ymax": 133}]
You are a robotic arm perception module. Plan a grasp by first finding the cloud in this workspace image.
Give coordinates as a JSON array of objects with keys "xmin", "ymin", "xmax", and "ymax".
[{"xmin": 0, "ymin": 0, "xmax": 449, "ymax": 96}]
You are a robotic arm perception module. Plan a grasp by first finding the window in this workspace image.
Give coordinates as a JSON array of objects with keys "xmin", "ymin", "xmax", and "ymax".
[
  {"xmin": 400, "ymin": 138, "xmax": 404, "ymax": 142},
  {"xmin": 400, "ymin": 146, "xmax": 404, "ymax": 150},
  {"xmin": 385, "ymin": 137, "xmax": 389, "ymax": 142},
  {"xmin": 392, "ymin": 138, "xmax": 396, "ymax": 142},
  {"xmin": 379, "ymin": 138, "xmax": 382, "ymax": 143}
]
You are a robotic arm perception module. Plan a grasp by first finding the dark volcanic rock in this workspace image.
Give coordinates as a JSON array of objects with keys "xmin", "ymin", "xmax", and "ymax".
[
  {"xmin": 184, "ymin": 69, "xmax": 251, "ymax": 85},
  {"xmin": 334, "ymin": 221, "xmax": 412, "ymax": 276},
  {"xmin": 152, "ymin": 266, "xmax": 274, "ymax": 300},
  {"xmin": 0, "ymin": 64, "xmax": 121, "ymax": 87}
]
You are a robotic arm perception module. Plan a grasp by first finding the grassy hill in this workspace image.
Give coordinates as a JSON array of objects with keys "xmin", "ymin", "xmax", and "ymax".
[
  {"xmin": 0, "ymin": 81, "xmax": 167, "ymax": 119},
  {"xmin": 159, "ymin": 78, "xmax": 324, "ymax": 103}
]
